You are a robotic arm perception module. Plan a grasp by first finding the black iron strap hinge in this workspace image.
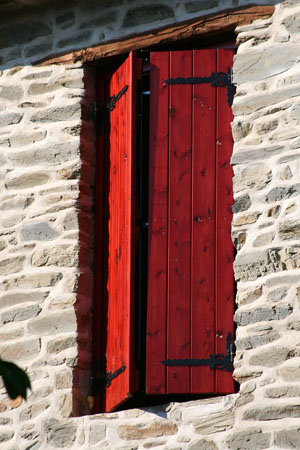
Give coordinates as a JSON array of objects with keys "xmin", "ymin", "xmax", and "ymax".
[
  {"xmin": 161, "ymin": 332, "xmax": 235, "ymax": 373},
  {"xmin": 164, "ymin": 68, "xmax": 234, "ymax": 107},
  {"xmin": 91, "ymin": 364, "xmax": 126, "ymax": 390},
  {"xmin": 92, "ymin": 84, "xmax": 129, "ymax": 133}
]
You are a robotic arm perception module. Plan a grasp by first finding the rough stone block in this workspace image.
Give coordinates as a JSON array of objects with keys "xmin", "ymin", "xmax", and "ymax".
[
  {"xmin": 0, "ymin": 112, "xmax": 23, "ymax": 127},
  {"xmin": 266, "ymin": 185, "xmax": 300, "ymax": 203},
  {"xmin": 89, "ymin": 423, "xmax": 106, "ymax": 445},
  {"xmin": 237, "ymin": 286, "xmax": 262, "ymax": 306},
  {"xmin": 226, "ymin": 428, "xmax": 270, "ymax": 450},
  {"xmin": 232, "ymin": 193, "xmax": 251, "ymax": 213},
  {"xmin": 118, "ymin": 421, "xmax": 178, "ymax": 440},
  {"xmin": 47, "ymin": 336, "xmax": 76, "ymax": 354},
  {"xmin": 20, "ymin": 222, "xmax": 59, "ymax": 241},
  {"xmin": 55, "ymin": 370, "xmax": 72, "ymax": 390},
  {"xmin": 253, "ymin": 232, "xmax": 275, "ymax": 247},
  {"xmin": 0, "ymin": 338, "xmax": 40, "ymax": 361},
  {"xmin": 0, "ymin": 256, "xmax": 25, "ymax": 276},
  {"xmin": 233, "ymin": 212, "xmax": 261, "ymax": 227},
  {"xmin": 2, "ymin": 304, "xmax": 42, "ymax": 324},
  {"xmin": 123, "ymin": 5, "xmax": 174, "ymax": 27},
  {"xmin": 32, "ymin": 244, "xmax": 78, "ymax": 267},
  {"xmin": 265, "ymin": 385, "xmax": 300, "ymax": 398},
  {"xmin": 233, "ymin": 164, "xmax": 272, "ymax": 191},
  {"xmin": 275, "ymin": 427, "xmax": 300, "ymax": 449},
  {"xmin": 234, "ymin": 304, "xmax": 293, "ymax": 326},
  {"xmin": 0, "ymin": 21, "xmax": 51, "ymax": 49},
  {"xmin": 243, "ymin": 405, "xmax": 300, "ymax": 421},
  {"xmin": 249, "ymin": 347, "xmax": 293, "ymax": 367},
  {"xmin": 30, "ymin": 103, "xmax": 81, "ymax": 123},
  {"xmin": 279, "ymin": 220, "xmax": 300, "ymax": 240},
  {"xmin": 0, "ymin": 431, "xmax": 14, "ymax": 443},
  {"xmin": 21, "ymin": 400, "xmax": 51, "ymax": 421},
  {"xmin": 5, "ymin": 171, "xmax": 50, "ymax": 189},
  {"xmin": 0, "ymin": 85, "xmax": 23, "ymax": 101},
  {"xmin": 234, "ymin": 249, "xmax": 286, "ymax": 281},
  {"xmin": 185, "ymin": 1, "xmax": 218, "ymax": 14},
  {"xmin": 28, "ymin": 310, "xmax": 76, "ymax": 335},
  {"xmin": 9, "ymin": 141, "xmax": 80, "ymax": 167},
  {"xmin": 236, "ymin": 330, "xmax": 279, "ymax": 350},
  {"xmin": 193, "ymin": 410, "xmax": 234, "ymax": 434},
  {"xmin": 44, "ymin": 418, "xmax": 77, "ymax": 448},
  {"xmin": 0, "ymin": 272, "xmax": 62, "ymax": 291},
  {"xmin": 278, "ymin": 366, "xmax": 300, "ymax": 382},
  {"xmin": 187, "ymin": 439, "xmax": 218, "ymax": 450}
]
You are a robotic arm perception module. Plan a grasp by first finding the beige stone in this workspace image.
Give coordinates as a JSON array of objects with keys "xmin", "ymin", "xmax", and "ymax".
[
  {"xmin": 118, "ymin": 421, "xmax": 178, "ymax": 440},
  {"xmin": 193, "ymin": 410, "xmax": 235, "ymax": 434}
]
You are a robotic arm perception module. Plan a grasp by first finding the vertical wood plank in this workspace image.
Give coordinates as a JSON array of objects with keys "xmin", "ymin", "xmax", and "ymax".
[
  {"xmin": 105, "ymin": 53, "xmax": 140, "ymax": 411},
  {"xmin": 191, "ymin": 49, "xmax": 217, "ymax": 394},
  {"xmin": 146, "ymin": 52, "xmax": 169, "ymax": 394},
  {"xmin": 167, "ymin": 50, "xmax": 193, "ymax": 393},
  {"xmin": 215, "ymin": 48, "xmax": 235, "ymax": 394}
]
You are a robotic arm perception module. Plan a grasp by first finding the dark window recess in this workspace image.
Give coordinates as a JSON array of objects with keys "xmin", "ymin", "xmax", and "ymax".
[{"xmin": 92, "ymin": 48, "xmax": 236, "ymax": 413}]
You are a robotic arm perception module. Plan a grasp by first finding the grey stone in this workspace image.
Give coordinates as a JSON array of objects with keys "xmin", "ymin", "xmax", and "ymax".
[
  {"xmin": 47, "ymin": 336, "xmax": 76, "ymax": 354},
  {"xmin": 9, "ymin": 130, "xmax": 47, "ymax": 147},
  {"xmin": 0, "ymin": 431, "xmax": 14, "ymax": 442},
  {"xmin": 253, "ymin": 232, "xmax": 274, "ymax": 247},
  {"xmin": 30, "ymin": 103, "xmax": 81, "ymax": 123},
  {"xmin": 234, "ymin": 304, "xmax": 293, "ymax": 326},
  {"xmin": 55, "ymin": 370, "xmax": 72, "ymax": 390},
  {"xmin": 20, "ymin": 222, "xmax": 59, "ymax": 242},
  {"xmin": 22, "ymin": 71, "xmax": 52, "ymax": 80},
  {"xmin": 187, "ymin": 439, "xmax": 218, "ymax": 450},
  {"xmin": 193, "ymin": 410, "xmax": 234, "ymax": 434},
  {"xmin": 6, "ymin": 172, "xmax": 50, "ymax": 189},
  {"xmin": 28, "ymin": 310, "xmax": 76, "ymax": 335},
  {"xmin": 9, "ymin": 141, "xmax": 80, "ymax": 167},
  {"xmin": 236, "ymin": 331, "xmax": 279, "ymax": 350},
  {"xmin": 278, "ymin": 366, "xmax": 300, "ymax": 382},
  {"xmin": 63, "ymin": 211, "xmax": 78, "ymax": 231},
  {"xmin": 266, "ymin": 185, "xmax": 300, "ymax": 202},
  {"xmin": 57, "ymin": 31, "xmax": 92, "ymax": 48},
  {"xmin": 243, "ymin": 405, "xmax": 300, "ymax": 421},
  {"xmin": 233, "ymin": 165, "xmax": 272, "ymax": 191},
  {"xmin": 227, "ymin": 428, "xmax": 270, "ymax": 450},
  {"xmin": 24, "ymin": 42, "xmax": 52, "ymax": 58},
  {"xmin": 233, "ymin": 85, "xmax": 300, "ymax": 115},
  {"xmin": 265, "ymin": 385, "xmax": 300, "ymax": 398},
  {"xmin": 80, "ymin": 11, "xmax": 117, "ymax": 28},
  {"xmin": 0, "ymin": 256, "xmax": 25, "ymax": 276},
  {"xmin": 237, "ymin": 286, "xmax": 262, "ymax": 306},
  {"xmin": 266, "ymin": 274, "xmax": 300, "ymax": 287},
  {"xmin": 2, "ymin": 304, "xmax": 42, "ymax": 324},
  {"xmin": 0, "ymin": 272, "xmax": 61, "ymax": 291},
  {"xmin": 0, "ymin": 328, "xmax": 24, "ymax": 341},
  {"xmin": 0, "ymin": 194, "xmax": 34, "ymax": 211},
  {"xmin": 233, "ymin": 212, "xmax": 261, "ymax": 227},
  {"xmin": 56, "ymin": 11, "xmax": 75, "ymax": 27},
  {"xmin": 275, "ymin": 428, "xmax": 300, "ymax": 449},
  {"xmin": 234, "ymin": 249, "xmax": 285, "ymax": 282},
  {"xmin": 89, "ymin": 424, "xmax": 106, "ymax": 445},
  {"xmin": 279, "ymin": 220, "xmax": 300, "ymax": 240},
  {"xmin": 231, "ymin": 146, "xmax": 283, "ymax": 165},
  {"xmin": 232, "ymin": 194, "xmax": 251, "ymax": 213},
  {"xmin": 123, "ymin": 5, "xmax": 174, "ymax": 27},
  {"xmin": 44, "ymin": 419, "xmax": 77, "ymax": 448},
  {"xmin": 267, "ymin": 287, "xmax": 288, "ymax": 302},
  {"xmin": 233, "ymin": 45, "xmax": 300, "ymax": 84},
  {"xmin": 0, "ymin": 338, "xmax": 40, "ymax": 361},
  {"xmin": 0, "ymin": 85, "xmax": 23, "ymax": 101},
  {"xmin": 278, "ymin": 154, "xmax": 300, "ymax": 164},
  {"xmin": 249, "ymin": 347, "xmax": 293, "ymax": 367},
  {"xmin": 185, "ymin": 1, "xmax": 218, "ymax": 14},
  {"xmin": 28, "ymin": 82, "xmax": 62, "ymax": 95},
  {"xmin": 0, "ymin": 21, "xmax": 51, "ymax": 49},
  {"xmin": 143, "ymin": 440, "xmax": 166, "ymax": 448},
  {"xmin": 32, "ymin": 244, "xmax": 78, "ymax": 267},
  {"xmin": 21, "ymin": 400, "xmax": 51, "ymax": 421},
  {"xmin": 0, "ymin": 112, "xmax": 23, "ymax": 127},
  {"xmin": 283, "ymin": 12, "xmax": 300, "ymax": 33}
]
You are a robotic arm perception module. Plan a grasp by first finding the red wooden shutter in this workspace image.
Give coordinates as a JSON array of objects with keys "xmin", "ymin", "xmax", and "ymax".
[
  {"xmin": 146, "ymin": 49, "xmax": 234, "ymax": 395},
  {"xmin": 105, "ymin": 53, "xmax": 140, "ymax": 411}
]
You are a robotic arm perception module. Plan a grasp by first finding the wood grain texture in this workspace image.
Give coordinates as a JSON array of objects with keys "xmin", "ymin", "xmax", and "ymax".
[
  {"xmin": 146, "ymin": 52, "xmax": 169, "ymax": 394},
  {"xmin": 38, "ymin": 6, "xmax": 274, "ymax": 65}
]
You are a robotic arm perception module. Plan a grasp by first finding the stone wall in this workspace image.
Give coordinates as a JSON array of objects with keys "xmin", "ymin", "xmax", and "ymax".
[{"xmin": 0, "ymin": 0, "xmax": 300, "ymax": 448}]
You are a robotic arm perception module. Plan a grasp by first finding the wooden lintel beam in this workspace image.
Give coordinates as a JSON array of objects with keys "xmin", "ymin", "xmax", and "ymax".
[{"xmin": 38, "ymin": 5, "xmax": 274, "ymax": 66}]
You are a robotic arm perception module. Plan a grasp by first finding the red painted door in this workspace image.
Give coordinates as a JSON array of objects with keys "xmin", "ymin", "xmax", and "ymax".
[
  {"xmin": 146, "ymin": 49, "xmax": 235, "ymax": 395},
  {"xmin": 105, "ymin": 53, "xmax": 140, "ymax": 411}
]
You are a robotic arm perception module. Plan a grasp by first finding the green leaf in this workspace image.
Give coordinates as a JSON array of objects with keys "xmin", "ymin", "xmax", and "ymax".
[{"xmin": 0, "ymin": 359, "xmax": 31, "ymax": 400}]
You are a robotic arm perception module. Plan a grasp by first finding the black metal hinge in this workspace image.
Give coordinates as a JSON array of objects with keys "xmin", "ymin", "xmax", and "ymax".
[
  {"xmin": 164, "ymin": 68, "xmax": 234, "ymax": 107},
  {"xmin": 161, "ymin": 332, "xmax": 235, "ymax": 373},
  {"xmin": 91, "ymin": 363, "xmax": 126, "ymax": 390},
  {"xmin": 92, "ymin": 84, "xmax": 129, "ymax": 133}
]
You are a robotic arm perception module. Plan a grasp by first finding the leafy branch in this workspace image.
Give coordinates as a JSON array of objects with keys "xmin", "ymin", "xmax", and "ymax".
[{"xmin": 0, "ymin": 358, "xmax": 31, "ymax": 400}]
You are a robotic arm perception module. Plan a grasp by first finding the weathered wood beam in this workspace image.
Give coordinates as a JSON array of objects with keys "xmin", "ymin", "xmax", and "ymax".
[{"xmin": 39, "ymin": 5, "xmax": 274, "ymax": 66}]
